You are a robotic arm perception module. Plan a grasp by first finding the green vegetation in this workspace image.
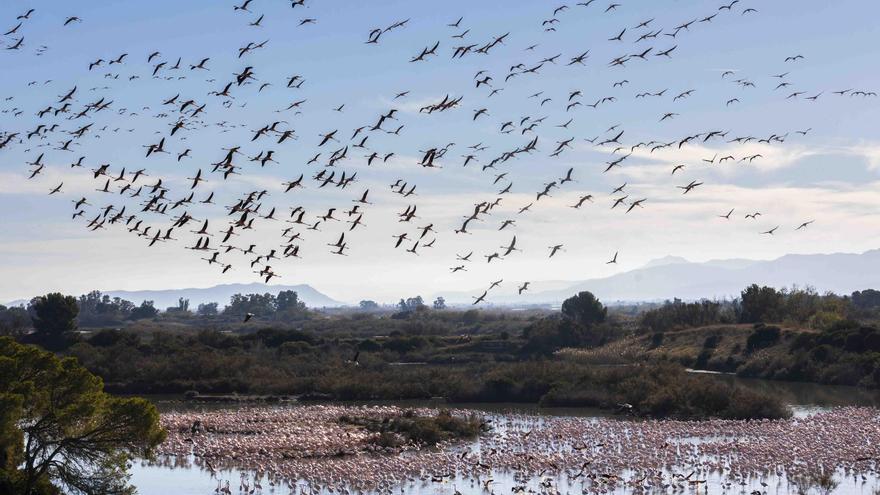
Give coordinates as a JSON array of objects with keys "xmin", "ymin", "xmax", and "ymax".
[
  {"xmin": 0, "ymin": 305, "xmax": 29, "ymax": 338},
  {"xmin": 9, "ymin": 284, "xmax": 878, "ymax": 423},
  {"xmin": 583, "ymin": 284, "xmax": 880, "ymax": 388},
  {"xmin": 0, "ymin": 337, "xmax": 165, "ymax": 495},
  {"xmin": 561, "ymin": 291, "xmax": 608, "ymax": 326},
  {"xmin": 541, "ymin": 362, "xmax": 790, "ymax": 420},
  {"xmin": 583, "ymin": 321, "xmax": 880, "ymax": 388},
  {"xmin": 638, "ymin": 299, "xmax": 732, "ymax": 333},
  {"xmin": 27, "ymin": 293, "xmax": 79, "ymax": 350},
  {"xmin": 58, "ymin": 289, "xmax": 311, "ymax": 329},
  {"xmin": 637, "ymin": 284, "xmax": 866, "ymax": 333},
  {"xmin": 52, "ymin": 316, "xmax": 787, "ymax": 419}
]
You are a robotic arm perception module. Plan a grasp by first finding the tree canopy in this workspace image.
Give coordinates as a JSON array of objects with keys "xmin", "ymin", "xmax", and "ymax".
[
  {"xmin": 76, "ymin": 291, "xmax": 136, "ymax": 327},
  {"xmin": 129, "ymin": 300, "xmax": 159, "ymax": 321},
  {"xmin": 397, "ymin": 296, "xmax": 426, "ymax": 313},
  {"xmin": 0, "ymin": 305, "xmax": 29, "ymax": 338},
  {"xmin": 196, "ymin": 302, "xmax": 219, "ymax": 316},
  {"xmin": 738, "ymin": 284, "xmax": 784, "ymax": 323},
  {"xmin": 0, "ymin": 338, "xmax": 165, "ymax": 495},
  {"xmin": 358, "ymin": 300, "xmax": 379, "ymax": 311},
  {"xmin": 561, "ymin": 291, "xmax": 607, "ymax": 327},
  {"xmin": 28, "ymin": 293, "xmax": 79, "ymax": 348}
]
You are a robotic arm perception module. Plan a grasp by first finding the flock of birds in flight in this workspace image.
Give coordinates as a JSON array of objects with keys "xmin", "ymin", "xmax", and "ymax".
[{"xmin": 1, "ymin": 0, "xmax": 873, "ymax": 308}]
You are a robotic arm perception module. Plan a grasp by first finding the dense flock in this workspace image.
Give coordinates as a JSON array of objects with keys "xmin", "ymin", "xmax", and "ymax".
[{"xmin": 157, "ymin": 405, "xmax": 880, "ymax": 494}]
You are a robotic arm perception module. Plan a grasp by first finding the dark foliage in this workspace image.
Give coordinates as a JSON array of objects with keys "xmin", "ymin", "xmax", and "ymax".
[
  {"xmin": 738, "ymin": 284, "xmax": 785, "ymax": 323},
  {"xmin": 639, "ymin": 299, "xmax": 730, "ymax": 333},
  {"xmin": 746, "ymin": 324, "xmax": 782, "ymax": 352},
  {"xmin": 27, "ymin": 293, "xmax": 79, "ymax": 349},
  {"xmin": 561, "ymin": 291, "xmax": 607, "ymax": 327},
  {"xmin": 339, "ymin": 409, "xmax": 483, "ymax": 447},
  {"xmin": 541, "ymin": 362, "xmax": 790, "ymax": 420}
]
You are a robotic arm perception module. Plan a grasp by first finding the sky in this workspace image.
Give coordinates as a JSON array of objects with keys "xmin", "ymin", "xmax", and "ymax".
[{"xmin": 0, "ymin": 0, "xmax": 878, "ymax": 304}]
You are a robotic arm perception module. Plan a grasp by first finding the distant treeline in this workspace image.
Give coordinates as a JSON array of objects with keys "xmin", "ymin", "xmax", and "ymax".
[
  {"xmin": 638, "ymin": 285, "xmax": 880, "ymax": 334},
  {"xmin": 0, "ymin": 289, "xmax": 536, "ymax": 333},
  {"xmin": 0, "ymin": 289, "xmax": 313, "ymax": 331},
  {"xmin": 4, "ymin": 284, "xmax": 880, "ymax": 405}
]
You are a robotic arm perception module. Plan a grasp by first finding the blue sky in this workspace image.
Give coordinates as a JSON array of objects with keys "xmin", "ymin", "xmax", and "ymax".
[{"xmin": 0, "ymin": 0, "xmax": 879, "ymax": 304}]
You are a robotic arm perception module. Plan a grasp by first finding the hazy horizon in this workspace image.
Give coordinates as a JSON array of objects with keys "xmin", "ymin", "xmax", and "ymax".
[{"xmin": 4, "ymin": 247, "xmax": 878, "ymax": 307}]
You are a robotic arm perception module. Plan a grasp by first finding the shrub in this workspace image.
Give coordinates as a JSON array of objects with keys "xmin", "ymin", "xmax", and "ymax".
[
  {"xmin": 746, "ymin": 324, "xmax": 781, "ymax": 353},
  {"xmin": 579, "ymin": 362, "xmax": 790, "ymax": 420},
  {"xmin": 279, "ymin": 341, "xmax": 312, "ymax": 356},
  {"xmin": 639, "ymin": 299, "xmax": 724, "ymax": 332},
  {"xmin": 694, "ymin": 349, "xmax": 713, "ymax": 368},
  {"xmin": 341, "ymin": 410, "xmax": 483, "ymax": 447},
  {"xmin": 88, "ymin": 329, "xmax": 138, "ymax": 347},
  {"xmin": 358, "ymin": 339, "xmax": 382, "ymax": 351},
  {"xmin": 650, "ymin": 332, "xmax": 665, "ymax": 348},
  {"xmin": 703, "ymin": 334, "xmax": 721, "ymax": 349}
]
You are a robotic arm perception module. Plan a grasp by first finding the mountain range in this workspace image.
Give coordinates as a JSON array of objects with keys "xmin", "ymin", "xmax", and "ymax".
[
  {"xmin": 6, "ymin": 249, "xmax": 878, "ymax": 309},
  {"xmin": 437, "ymin": 249, "xmax": 880, "ymax": 305}
]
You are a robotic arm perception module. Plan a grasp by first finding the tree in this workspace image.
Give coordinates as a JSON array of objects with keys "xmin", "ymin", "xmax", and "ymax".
[
  {"xmin": 29, "ymin": 293, "xmax": 78, "ymax": 346},
  {"xmin": 561, "ymin": 291, "xmax": 607, "ymax": 327},
  {"xmin": 523, "ymin": 318, "xmax": 585, "ymax": 355},
  {"xmin": 276, "ymin": 290, "xmax": 307, "ymax": 319},
  {"xmin": 129, "ymin": 301, "xmax": 158, "ymax": 320},
  {"xmin": 224, "ymin": 293, "xmax": 277, "ymax": 320},
  {"xmin": 397, "ymin": 296, "xmax": 426, "ymax": 313},
  {"xmin": 165, "ymin": 298, "xmax": 192, "ymax": 316},
  {"xmin": 852, "ymin": 289, "xmax": 880, "ymax": 310},
  {"xmin": 196, "ymin": 302, "xmax": 219, "ymax": 317},
  {"xmin": 359, "ymin": 300, "xmax": 379, "ymax": 311},
  {"xmin": 0, "ymin": 305, "xmax": 30, "ymax": 338},
  {"xmin": 0, "ymin": 337, "xmax": 165, "ymax": 494},
  {"xmin": 433, "ymin": 297, "xmax": 447, "ymax": 310},
  {"xmin": 77, "ymin": 291, "xmax": 135, "ymax": 327},
  {"xmin": 639, "ymin": 298, "xmax": 725, "ymax": 333},
  {"xmin": 738, "ymin": 284, "xmax": 783, "ymax": 323}
]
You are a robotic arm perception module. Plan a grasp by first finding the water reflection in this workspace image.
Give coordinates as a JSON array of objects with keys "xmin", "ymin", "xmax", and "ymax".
[{"xmin": 708, "ymin": 374, "xmax": 880, "ymax": 409}]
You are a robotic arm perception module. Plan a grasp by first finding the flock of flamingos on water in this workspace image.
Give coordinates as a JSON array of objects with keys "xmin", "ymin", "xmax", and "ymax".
[{"xmin": 156, "ymin": 405, "xmax": 880, "ymax": 494}]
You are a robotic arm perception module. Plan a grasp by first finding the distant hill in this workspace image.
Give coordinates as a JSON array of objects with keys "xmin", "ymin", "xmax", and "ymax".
[
  {"xmin": 438, "ymin": 249, "xmax": 880, "ymax": 305},
  {"xmin": 6, "ymin": 283, "xmax": 345, "ymax": 309}
]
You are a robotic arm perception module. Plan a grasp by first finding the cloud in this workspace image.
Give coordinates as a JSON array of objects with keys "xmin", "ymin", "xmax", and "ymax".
[
  {"xmin": 0, "ymin": 169, "xmax": 95, "ymax": 196},
  {"xmin": 838, "ymin": 143, "xmax": 880, "ymax": 171}
]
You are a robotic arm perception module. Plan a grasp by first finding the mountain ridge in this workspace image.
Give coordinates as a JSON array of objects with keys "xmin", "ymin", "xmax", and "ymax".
[
  {"xmin": 436, "ymin": 249, "xmax": 880, "ymax": 305},
  {"xmin": 6, "ymin": 250, "xmax": 878, "ymax": 308}
]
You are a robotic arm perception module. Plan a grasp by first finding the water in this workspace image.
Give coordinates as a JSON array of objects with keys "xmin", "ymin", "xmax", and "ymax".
[{"xmin": 129, "ymin": 377, "xmax": 880, "ymax": 495}]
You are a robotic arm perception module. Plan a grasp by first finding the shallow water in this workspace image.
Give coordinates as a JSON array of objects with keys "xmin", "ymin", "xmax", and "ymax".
[
  {"xmin": 130, "ymin": 462, "xmax": 880, "ymax": 495},
  {"xmin": 130, "ymin": 377, "xmax": 880, "ymax": 495}
]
